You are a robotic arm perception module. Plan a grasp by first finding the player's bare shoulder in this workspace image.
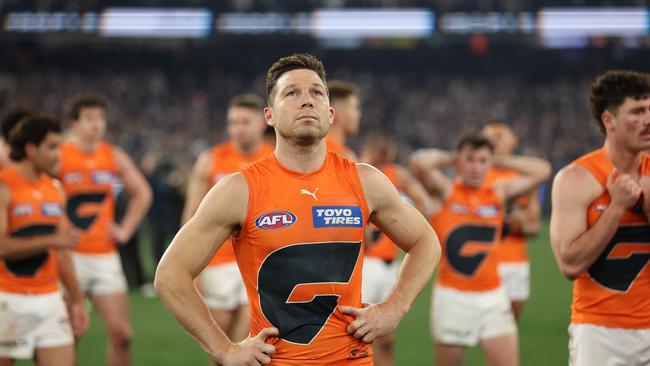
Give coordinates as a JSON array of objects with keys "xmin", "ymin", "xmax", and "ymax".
[
  {"xmin": 356, "ymin": 163, "xmax": 399, "ymax": 212},
  {"xmin": 198, "ymin": 172, "xmax": 249, "ymax": 226},
  {"xmin": 553, "ymin": 163, "xmax": 603, "ymax": 203}
]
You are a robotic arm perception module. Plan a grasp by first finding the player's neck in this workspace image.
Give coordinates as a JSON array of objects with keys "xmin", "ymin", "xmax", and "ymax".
[
  {"xmin": 13, "ymin": 161, "xmax": 39, "ymax": 182},
  {"xmin": 604, "ymin": 138, "xmax": 642, "ymax": 175},
  {"xmin": 73, "ymin": 137, "xmax": 101, "ymax": 153},
  {"xmin": 328, "ymin": 126, "xmax": 346, "ymax": 145},
  {"xmin": 274, "ymin": 139, "xmax": 327, "ymax": 174}
]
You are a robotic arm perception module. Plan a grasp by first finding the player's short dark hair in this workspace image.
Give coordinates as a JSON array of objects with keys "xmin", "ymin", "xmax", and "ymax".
[
  {"xmin": 9, "ymin": 115, "xmax": 61, "ymax": 161},
  {"xmin": 589, "ymin": 70, "xmax": 650, "ymax": 134},
  {"xmin": 1, "ymin": 108, "xmax": 32, "ymax": 141},
  {"xmin": 228, "ymin": 94, "xmax": 265, "ymax": 112},
  {"xmin": 68, "ymin": 95, "xmax": 108, "ymax": 121},
  {"xmin": 362, "ymin": 131, "xmax": 397, "ymax": 162},
  {"xmin": 456, "ymin": 131, "xmax": 494, "ymax": 153},
  {"xmin": 266, "ymin": 53, "xmax": 327, "ymax": 105},
  {"xmin": 328, "ymin": 80, "xmax": 359, "ymax": 105}
]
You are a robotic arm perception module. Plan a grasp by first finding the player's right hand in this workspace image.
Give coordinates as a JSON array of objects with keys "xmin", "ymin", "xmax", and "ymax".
[
  {"xmin": 50, "ymin": 228, "xmax": 80, "ymax": 249},
  {"xmin": 219, "ymin": 327, "xmax": 278, "ymax": 366},
  {"xmin": 607, "ymin": 169, "xmax": 642, "ymax": 210}
]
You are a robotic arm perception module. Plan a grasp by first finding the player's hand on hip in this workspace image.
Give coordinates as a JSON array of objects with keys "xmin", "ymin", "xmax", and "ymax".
[
  {"xmin": 340, "ymin": 303, "xmax": 401, "ymax": 344},
  {"xmin": 51, "ymin": 227, "xmax": 80, "ymax": 249},
  {"xmin": 220, "ymin": 327, "xmax": 278, "ymax": 366},
  {"xmin": 607, "ymin": 169, "xmax": 642, "ymax": 210},
  {"xmin": 109, "ymin": 223, "xmax": 132, "ymax": 245}
]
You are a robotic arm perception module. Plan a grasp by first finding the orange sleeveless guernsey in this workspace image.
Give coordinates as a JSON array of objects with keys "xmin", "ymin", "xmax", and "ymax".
[
  {"xmin": 365, "ymin": 164, "xmax": 400, "ymax": 262},
  {"xmin": 431, "ymin": 181, "xmax": 504, "ymax": 291},
  {"xmin": 59, "ymin": 141, "xmax": 117, "ymax": 254},
  {"xmin": 572, "ymin": 148, "xmax": 650, "ymax": 329},
  {"xmin": 235, "ymin": 152, "xmax": 372, "ymax": 365},
  {"xmin": 207, "ymin": 141, "xmax": 273, "ymax": 266},
  {"xmin": 0, "ymin": 167, "xmax": 64, "ymax": 294},
  {"xmin": 484, "ymin": 168, "xmax": 530, "ymax": 263}
]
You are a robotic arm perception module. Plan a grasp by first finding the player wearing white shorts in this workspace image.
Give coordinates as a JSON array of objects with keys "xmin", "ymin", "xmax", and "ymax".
[
  {"xmin": 360, "ymin": 132, "xmax": 431, "ymax": 366},
  {"xmin": 182, "ymin": 94, "xmax": 272, "ymax": 351},
  {"xmin": 483, "ymin": 122, "xmax": 541, "ymax": 321},
  {"xmin": 59, "ymin": 96, "xmax": 152, "ymax": 366},
  {"xmin": 411, "ymin": 132, "xmax": 550, "ymax": 366},
  {"xmin": 0, "ymin": 115, "xmax": 88, "ymax": 366},
  {"xmin": 551, "ymin": 70, "xmax": 650, "ymax": 366}
]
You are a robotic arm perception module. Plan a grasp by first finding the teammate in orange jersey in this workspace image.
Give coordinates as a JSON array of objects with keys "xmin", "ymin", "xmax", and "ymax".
[
  {"xmin": 156, "ymin": 53, "xmax": 440, "ymax": 366},
  {"xmin": 58, "ymin": 96, "xmax": 152, "ymax": 366},
  {"xmin": 411, "ymin": 133, "xmax": 550, "ymax": 366},
  {"xmin": 550, "ymin": 70, "xmax": 650, "ymax": 365},
  {"xmin": 359, "ymin": 132, "xmax": 431, "ymax": 366},
  {"xmin": 326, "ymin": 80, "xmax": 360, "ymax": 160},
  {"xmin": 182, "ymin": 94, "xmax": 273, "ymax": 350},
  {"xmin": 0, "ymin": 115, "xmax": 89, "ymax": 366},
  {"xmin": 483, "ymin": 122, "xmax": 541, "ymax": 321}
]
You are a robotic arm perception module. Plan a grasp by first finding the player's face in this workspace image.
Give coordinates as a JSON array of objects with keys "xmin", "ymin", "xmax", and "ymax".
[
  {"xmin": 456, "ymin": 146, "xmax": 493, "ymax": 188},
  {"xmin": 608, "ymin": 97, "xmax": 650, "ymax": 151},
  {"xmin": 74, "ymin": 107, "xmax": 106, "ymax": 143},
  {"xmin": 333, "ymin": 95, "xmax": 361, "ymax": 136},
  {"xmin": 265, "ymin": 69, "xmax": 334, "ymax": 146},
  {"xmin": 483, "ymin": 125, "xmax": 517, "ymax": 156},
  {"xmin": 227, "ymin": 106, "xmax": 265, "ymax": 152},
  {"xmin": 32, "ymin": 132, "xmax": 62, "ymax": 176}
]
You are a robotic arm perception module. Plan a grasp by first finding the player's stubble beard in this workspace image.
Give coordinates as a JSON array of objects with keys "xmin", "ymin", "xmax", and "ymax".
[{"xmin": 277, "ymin": 119, "xmax": 329, "ymax": 148}]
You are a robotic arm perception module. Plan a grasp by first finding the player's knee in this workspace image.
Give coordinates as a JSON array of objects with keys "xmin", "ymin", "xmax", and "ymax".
[{"xmin": 108, "ymin": 323, "xmax": 132, "ymax": 349}]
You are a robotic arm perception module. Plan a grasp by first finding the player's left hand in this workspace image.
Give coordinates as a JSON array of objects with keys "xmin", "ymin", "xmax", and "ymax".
[
  {"xmin": 340, "ymin": 302, "xmax": 403, "ymax": 343},
  {"xmin": 109, "ymin": 224, "xmax": 132, "ymax": 245},
  {"xmin": 67, "ymin": 298, "xmax": 90, "ymax": 337}
]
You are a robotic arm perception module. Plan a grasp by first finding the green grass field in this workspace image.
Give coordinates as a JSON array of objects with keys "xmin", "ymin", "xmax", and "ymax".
[{"xmin": 20, "ymin": 221, "xmax": 572, "ymax": 365}]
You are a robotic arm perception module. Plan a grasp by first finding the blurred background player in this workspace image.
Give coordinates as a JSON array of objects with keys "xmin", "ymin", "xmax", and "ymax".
[
  {"xmin": 0, "ymin": 115, "xmax": 88, "ymax": 366},
  {"xmin": 483, "ymin": 122, "xmax": 541, "ymax": 321},
  {"xmin": 359, "ymin": 131, "xmax": 432, "ymax": 366},
  {"xmin": 550, "ymin": 70, "xmax": 650, "ymax": 365},
  {"xmin": 0, "ymin": 109, "xmax": 32, "ymax": 168},
  {"xmin": 326, "ymin": 80, "xmax": 361, "ymax": 160},
  {"xmin": 58, "ymin": 96, "xmax": 152, "ymax": 366},
  {"xmin": 411, "ymin": 132, "xmax": 550, "ymax": 366},
  {"xmin": 181, "ymin": 93, "xmax": 272, "ymax": 349}
]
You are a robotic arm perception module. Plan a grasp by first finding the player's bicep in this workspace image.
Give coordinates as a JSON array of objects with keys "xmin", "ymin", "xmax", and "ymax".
[
  {"xmin": 115, "ymin": 148, "xmax": 151, "ymax": 198},
  {"xmin": 162, "ymin": 173, "xmax": 248, "ymax": 277},
  {"xmin": 502, "ymin": 176, "xmax": 540, "ymax": 201},
  {"xmin": 396, "ymin": 166, "xmax": 431, "ymax": 215},
  {"xmin": 549, "ymin": 167, "xmax": 593, "ymax": 257}
]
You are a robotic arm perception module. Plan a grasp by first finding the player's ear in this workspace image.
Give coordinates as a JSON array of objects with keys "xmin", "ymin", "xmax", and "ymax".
[
  {"xmin": 328, "ymin": 106, "xmax": 335, "ymax": 126},
  {"xmin": 264, "ymin": 106, "xmax": 275, "ymax": 127},
  {"xmin": 601, "ymin": 109, "xmax": 615, "ymax": 132}
]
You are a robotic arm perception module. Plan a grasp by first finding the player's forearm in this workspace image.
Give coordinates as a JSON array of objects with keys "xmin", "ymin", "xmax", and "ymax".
[
  {"xmin": 154, "ymin": 266, "xmax": 232, "ymax": 361},
  {"xmin": 494, "ymin": 155, "xmax": 551, "ymax": 184},
  {"xmin": 384, "ymin": 229, "xmax": 440, "ymax": 314},
  {"xmin": 56, "ymin": 249, "xmax": 84, "ymax": 302},
  {"xmin": 0, "ymin": 235, "xmax": 54, "ymax": 259},
  {"xmin": 559, "ymin": 204, "xmax": 624, "ymax": 279},
  {"xmin": 120, "ymin": 186, "xmax": 153, "ymax": 238}
]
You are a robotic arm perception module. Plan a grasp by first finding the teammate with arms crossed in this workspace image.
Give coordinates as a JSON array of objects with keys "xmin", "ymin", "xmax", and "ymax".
[
  {"xmin": 182, "ymin": 94, "xmax": 273, "ymax": 348},
  {"xmin": 359, "ymin": 132, "xmax": 431, "ymax": 366},
  {"xmin": 326, "ymin": 80, "xmax": 360, "ymax": 160},
  {"xmin": 483, "ymin": 122, "xmax": 541, "ymax": 321},
  {"xmin": 411, "ymin": 133, "xmax": 550, "ymax": 366},
  {"xmin": 156, "ymin": 53, "xmax": 440, "ymax": 366},
  {"xmin": 0, "ymin": 116, "xmax": 88, "ymax": 366},
  {"xmin": 550, "ymin": 70, "xmax": 650, "ymax": 365},
  {"xmin": 59, "ymin": 96, "xmax": 152, "ymax": 366}
]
